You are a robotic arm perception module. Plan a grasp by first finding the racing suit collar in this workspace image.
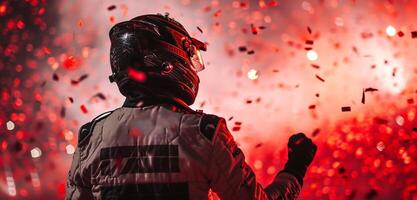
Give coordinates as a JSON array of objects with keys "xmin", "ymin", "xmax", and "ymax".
[{"xmin": 122, "ymin": 95, "xmax": 196, "ymax": 114}]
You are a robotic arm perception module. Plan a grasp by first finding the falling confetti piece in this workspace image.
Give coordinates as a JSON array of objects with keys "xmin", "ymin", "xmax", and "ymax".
[
  {"xmin": 397, "ymin": 31, "xmax": 404, "ymax": 37},
  {"xmin": 411, "ymin": 31, "xmax": 417, "ymax": 38},
  {"xmin": 238, "ymin": 46, "xmax": 247, "ymax": 52},
  {"xmin": 199, "ymin": 101, "xmax": 205, "ymax": 108},
  {"xmin": 42, "ymin": 47, "xmax": 51, "ymax": 54},
  {"xmin": 213, "ymin": 10, "xmax": 222, "ymax": 17},
  {"xmin": 71, "ymin": 74, "xmax": 89, "ymax": 85},
  {"xmin": 52, "ymin": 73, "xmax": 59, "ymax": 81},
  {"xmin": 341, "ymin": 106, "xmax": 351, "ymax": 112},
  {"xmin": 80, "ymin": 105, "xmax": 88, "ymax": 113},
  {"xmin": 17, "ymin": 20, "xmax": 24, "ymax": 29},
  {"xmin": 60, "ymin": 106, "xmax": 66, "ymax": 117},
  {"xmin": 312, "ymin": 128, "xmax": 320, "ymax": 137},
  {"xmin": 311, "ymin": 64, "xmax": 320, "ymax": 69},
  {"xmin": 41, "ymin": 81, "xmax": 47, "ymax": 87},
  {"xmin": 63, "ymin": 56, "xmax": 80, "ymax": 70},
  {"xmin": 107, "ymin": 5, "xmax": 116, "ymax": 11},
  {"xmin": 250, "ymin": 24, "xmax": 258, "ymax": 35},
  {"xmin": 361, "ymin": 89, "xmax": 365, "ymax": 104},
  {"xmin": 92, "ymin": 93, "xmax": 106, "ymax": 101},
  {"xmin": 197, "ymin": 26, "xmax": 203, "ymax": 33},
  {"xmin": 364, "ymin": 88, "xmax": 378, "ymax": 92},
  {"xmin": 307, "ymin": 26, "xmax": 312, "ymax": 34},
  {"xmin": 315, "ymin": 74, "xmax": 325, "ymax": 82},
  {"xmin": 109, "ymin": 16, "xmax": 115, "ymax": 23},
  {"xmin": 374, "ymin": 117, "xmax": 388, "ymax": 124}
]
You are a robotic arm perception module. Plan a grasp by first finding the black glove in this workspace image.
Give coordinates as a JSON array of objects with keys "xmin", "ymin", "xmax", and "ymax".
[{"xmin": 280, "ymin": 133, "xmax": 317, "ymax": 186}]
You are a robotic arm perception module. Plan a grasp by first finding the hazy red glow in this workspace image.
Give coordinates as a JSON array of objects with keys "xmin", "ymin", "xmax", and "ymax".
[{"xmin": 1, "ymin": 0, "xmax": 417, "ymax": 199}]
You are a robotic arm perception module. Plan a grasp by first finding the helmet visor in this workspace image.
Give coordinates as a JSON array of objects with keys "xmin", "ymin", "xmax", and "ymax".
[{"xmin": 189, "ymin": 45, "xmax": 205, "ymax": 72}]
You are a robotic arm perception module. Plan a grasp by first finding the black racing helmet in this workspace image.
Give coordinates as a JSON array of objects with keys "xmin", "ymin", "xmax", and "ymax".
[{"xmin": 108, "ymin": 13, "xmax": 207, "ymax": 106}]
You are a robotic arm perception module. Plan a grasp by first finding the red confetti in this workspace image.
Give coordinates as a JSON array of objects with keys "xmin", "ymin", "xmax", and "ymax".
[
  {"xmin": 63, "ymin": 56, "xmax": 80, "ymax": 70},
  {"xmin": 311, "ymin": 64, "xmax": 320, "ymax": 69},
  {"xmin": 16, "ymin": 20, "xmax": 24, "ymax": 29},
  {"xmin": 364, "ymin": 88, "xmax": 378, "ymax": 92},
  {"xmin": 268, "ymin": 0, "xmax": 279, "ymax": 7},
  {"xmin": 247, "ymin": 50, "xmax": 255, "ymax": 55},
  {"xmin": 197, "ymin": 26, "xmax": 203, "ymax": 33},
  {"xmin": 78, "ymin": 19, "xmax": 84, "ymax": 27},
  {"xmin": 250, "ymin": 24, "xmax": 258, "ymax": 35},
  {"xmin": 308, "ymin": 104, "xmax": 316, "ymax": 109},
  {"xmin": 60, "ymin": 106, "xmax": 66, "ymax": 117},
  {"xmin": 213, "ymin": 10, "xmax": 222, "ymax": 17},
  {"xmin": 315, "ymin": 74, "xmax": 325, "ymax": 82},
  {"xmin": 238, "ymin": 46, "xmax": 247, "ymax": 52},
  {"xmin": 80, "ymin": 105, "xmax": 88, "ymax": 114},
  {"xmin": 305, "ymin": 40, "xmax": 314, "ymax": 45},
  {"xmin": 107, "ymin": 5, "xmax": 116, "ymax": 11},
  {"xmin": 109, "ymin": 16, "xmax": 115, "ymax": 23},
  {"xmin": 312, "ymin": 128, "xmax": 320, "ymax": 137},
  {"xmin": 71, "ymin": 74, "xmax": 89, "ymax": 85},
  {"xmin": 374, "ymin": 117, "xmax": 388, "ymax": 124},
  {"xmin": 232, "ymin": 126, "xmax": 241, "ymax": 131},
  {"xmin": 307, "ymin": 26, "xmax": 312, "ymax": 34},
  {"xmin": 52, "ymin": 73, "xmax": 59, "ymax": 81},
  {"xmin": 199, "ymin": 101, "xmax": 206, "ymax": 108},
  {"xmin": 397, "ymin": 31, "xmax": 404, "ymax": 37},
  {"xmin": 68, "ymin": 97, "xmax": 74, "ymax": 103},
  {"xmin": 411, "ymin": 31, "xmax": 417, "ymax": 38},
  {"xmin": 258, "ymin": 26, "xmax": 266, "ymax": 30},
  {"xmin": 92, "ymin": 93, "xmax": 106, "ymax": 101},
  {"xmin": 255, "ymin": 143, "xmax": 263, "ymax": 148},
  {"xmin": 42, "ymin": 47, "xmax": 51, "ymax": 54},
  {"xmin": 38, "ymin": 7, "xmax": 45, "ymax": 15},
  {"xmin": 341, "ymin": 106, "xmax": 351, "ymax": 112},
  {"xmin": 407, "ymin": 98, "xmax": 414, "ymax": 104},
  {"xmin": 41, "ymin": 81, "xmax": 47, "ymax": 87},
  {"xmin": 0, "ymin": 4, "xmax": 6, "ymax": 15}
]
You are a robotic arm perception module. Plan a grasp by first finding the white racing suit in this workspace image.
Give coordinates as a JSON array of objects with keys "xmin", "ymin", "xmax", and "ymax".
[{"xmin": 66, "ymin": 99, "xmax": 301, "ymax": 200}]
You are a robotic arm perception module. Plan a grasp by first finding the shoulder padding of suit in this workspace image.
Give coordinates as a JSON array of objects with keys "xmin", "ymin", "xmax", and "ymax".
[
  {"xmin": 78, "ymin": 111, "xmax": 113, "ymax": 144},
  {"xmin": 199, "ymin": 114, "xmax": 222, "ymax": 142}
]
